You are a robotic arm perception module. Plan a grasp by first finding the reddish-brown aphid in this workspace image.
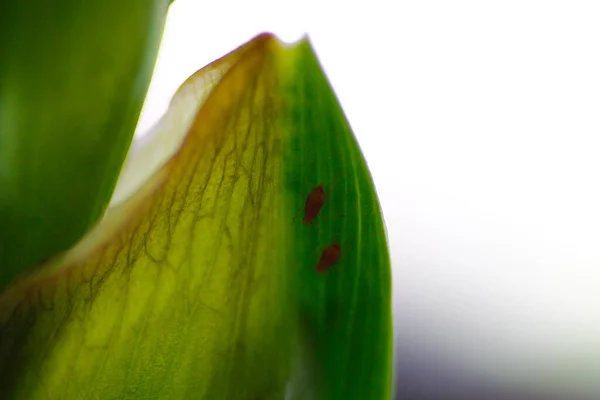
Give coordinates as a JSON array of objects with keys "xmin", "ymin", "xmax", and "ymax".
[
  {"xmin": 316, "ymin": 243, "xmax": 342, "ymax": 273},
  {"xmin": 303, "ymin": 184, "xmax": 326, "ymax": 225}
]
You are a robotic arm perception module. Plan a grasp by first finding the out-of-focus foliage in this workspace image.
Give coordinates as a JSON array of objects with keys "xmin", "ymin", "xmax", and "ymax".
[{"xmin": 0, "ymin": 0, "xmax": 171, "ymax": 288}]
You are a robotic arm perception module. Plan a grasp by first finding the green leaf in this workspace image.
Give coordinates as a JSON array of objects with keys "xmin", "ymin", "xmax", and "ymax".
[
  {"xmin": 0, "ymin": 0, "xmax": 172, "ymax": 287},
  {"xmin": 0, "ymin": 33, "xmax": 392, "ymax": 400}
]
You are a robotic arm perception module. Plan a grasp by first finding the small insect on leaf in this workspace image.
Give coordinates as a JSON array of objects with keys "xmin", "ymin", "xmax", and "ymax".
[
  {"xmin": 316, "ymin": 243, "xmax": 342, "ymax": 274},
  {"xmin": 303, "ymin": 184, "xmax": 326, "ymax": 225}
]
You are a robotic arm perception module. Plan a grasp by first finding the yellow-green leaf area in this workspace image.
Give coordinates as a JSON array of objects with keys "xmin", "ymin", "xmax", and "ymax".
[{"xmin": 0, "ymin": 34, "xmax": 392, "ymax": 400}]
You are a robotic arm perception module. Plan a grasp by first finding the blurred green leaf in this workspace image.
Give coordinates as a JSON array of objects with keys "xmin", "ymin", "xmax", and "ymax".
[
  {"xmin": 0, "ymin": 0, "xmax": 172, "ymax": 287},
  {"xmin": 0, "ymin": 33, "xmax": 392, "ymax": 400}
]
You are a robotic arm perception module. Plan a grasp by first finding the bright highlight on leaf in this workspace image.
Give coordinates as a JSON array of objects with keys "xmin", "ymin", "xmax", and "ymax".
[{"xmin": 0, "ymin": 33, "xmax": 392, "ymax": 400}]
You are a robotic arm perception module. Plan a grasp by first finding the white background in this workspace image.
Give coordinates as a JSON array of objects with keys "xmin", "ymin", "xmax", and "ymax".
[{"xmin": 135, "ymin": 0, "xmax": 600, "ymax": 397}]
